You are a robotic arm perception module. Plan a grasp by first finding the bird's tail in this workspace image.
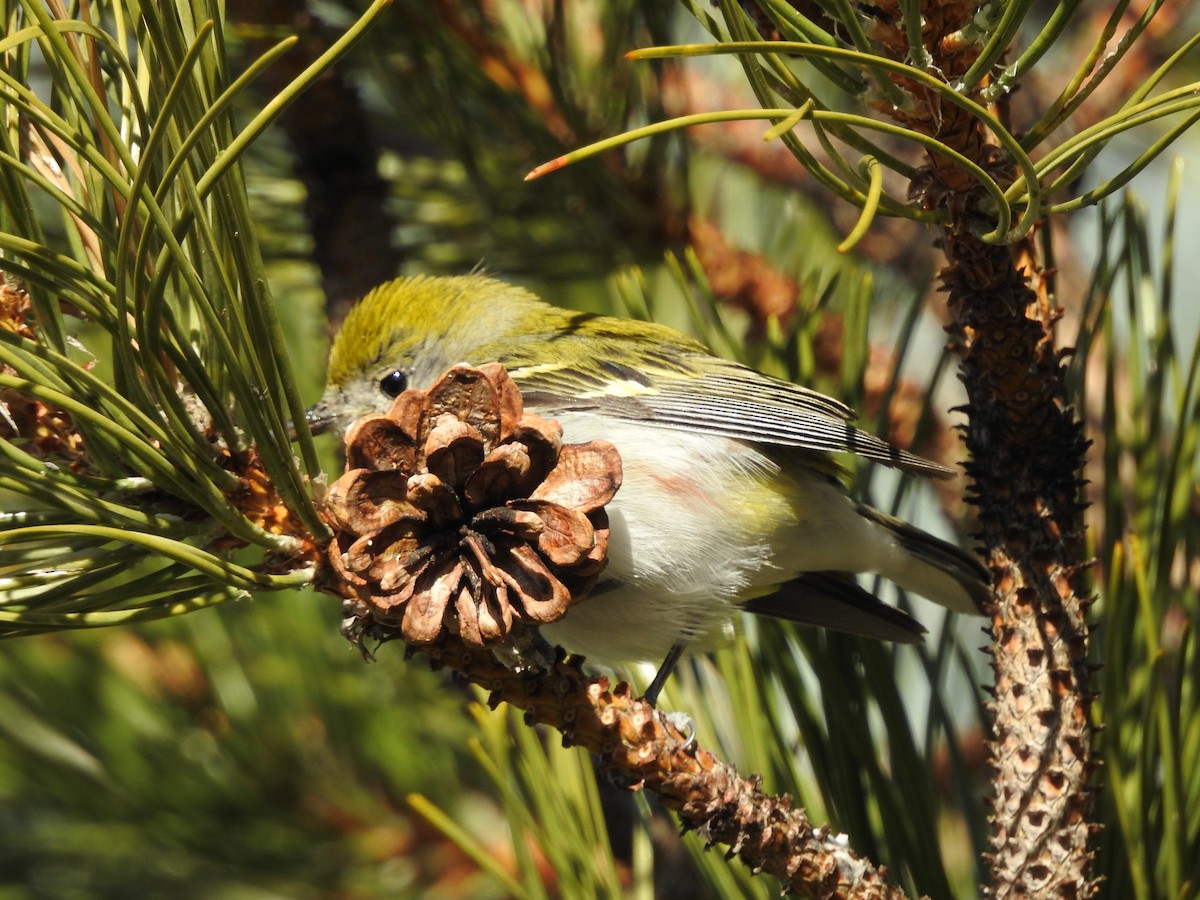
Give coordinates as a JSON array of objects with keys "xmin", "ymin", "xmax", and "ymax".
[
  {"xmin": 855, "ymin": 504, "xmax": 991, "ymax": 615},
  {"xmin": 743, "ymin": 508, "xmax": 989, "ymax": 644}
]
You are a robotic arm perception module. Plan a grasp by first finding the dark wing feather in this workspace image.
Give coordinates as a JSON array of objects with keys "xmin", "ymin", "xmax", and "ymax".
[{"xmin": 743, "ymin": 572, "xmax": 927, "ymax": 643}]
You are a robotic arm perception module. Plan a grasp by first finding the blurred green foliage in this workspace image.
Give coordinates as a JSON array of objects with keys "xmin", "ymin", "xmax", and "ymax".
[{"xmin": 0, "ymin": 1, "xmax": 1197, "ymax": 898}]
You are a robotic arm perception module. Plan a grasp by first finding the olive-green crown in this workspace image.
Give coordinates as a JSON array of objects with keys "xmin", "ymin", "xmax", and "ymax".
[{"xmin": 327, "ymin": 274, "xmax": 545, "ymax": 387}]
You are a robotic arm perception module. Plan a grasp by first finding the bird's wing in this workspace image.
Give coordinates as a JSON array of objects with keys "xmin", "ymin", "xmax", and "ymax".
[
  {"xmin": 507, "ymin": 351, "xmax": 955, "ymax": 480},
  {"xmin": 743, "ymin": 572, "xmax": 927, "ymax": 643}
]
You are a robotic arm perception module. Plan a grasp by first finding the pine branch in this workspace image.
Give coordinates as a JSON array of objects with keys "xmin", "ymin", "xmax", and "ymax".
[
  {"xmin": 411, "ymin": 630, "xmax": 914, "ymax": 900},
  {"xmin": 862, "ymin": 2, "xmax": 1099, "ymax": 894}
]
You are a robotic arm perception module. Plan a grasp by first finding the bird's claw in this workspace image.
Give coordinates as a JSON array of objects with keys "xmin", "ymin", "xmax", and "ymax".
[{"xmin": 658, "ymin": 709, "xmax": 697, "ymax": 750}]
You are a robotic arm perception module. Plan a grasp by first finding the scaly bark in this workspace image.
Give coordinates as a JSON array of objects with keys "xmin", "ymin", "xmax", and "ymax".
[
  {"xmin": 943, "ymin": 229, "xmax": 1096, "ymax": 898},
  {"xmin": 417, "ymin": 632, "xmax": 913, "ymax": 900},
  {"xmin": 865, "ymin": 1, "xmax": 1098, "ymax": 894}
]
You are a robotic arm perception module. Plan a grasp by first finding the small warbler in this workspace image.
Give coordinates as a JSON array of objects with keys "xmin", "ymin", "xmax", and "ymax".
[{"xmin": 308, "ymin": 274, "xmax": 988, "ymax": 700}]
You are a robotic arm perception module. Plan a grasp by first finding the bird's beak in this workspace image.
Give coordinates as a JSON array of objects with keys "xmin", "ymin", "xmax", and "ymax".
[
  {"xmin": 283, "ymin": 398, "xmax": 340, "ymax": 442},
  {"xmin": 303, "ymin": 399, "xmax": 338, "ymax": 437}
]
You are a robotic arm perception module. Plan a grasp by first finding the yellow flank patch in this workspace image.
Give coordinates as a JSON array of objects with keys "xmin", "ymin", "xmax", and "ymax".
[{"xmin": 735, "ymin": 466, "xmax": 799, "ymax": 540}]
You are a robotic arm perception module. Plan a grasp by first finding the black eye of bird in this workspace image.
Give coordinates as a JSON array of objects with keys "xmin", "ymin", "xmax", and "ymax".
[{"xmin": 379, "ymin": 370, "xmax": 408, "ymax": 398}]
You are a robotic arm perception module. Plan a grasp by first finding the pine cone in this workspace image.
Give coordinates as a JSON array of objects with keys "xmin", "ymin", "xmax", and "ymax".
[
  {"xmin": 323, "ymin": 363, "xmax": 621, "ymax": 648},
  {"xmin": 0, "ymin": 277, "xmax": 87, "ymax": 465}
]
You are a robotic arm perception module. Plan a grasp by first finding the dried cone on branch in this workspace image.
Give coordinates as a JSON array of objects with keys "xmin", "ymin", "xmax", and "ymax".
[
  {"xmin": 0, "ymin": 277, "xmax": 87, "ymax": 465},
  {"xmin": 324, "ymin": 363, "xmax": 621, "ymax": 647}
]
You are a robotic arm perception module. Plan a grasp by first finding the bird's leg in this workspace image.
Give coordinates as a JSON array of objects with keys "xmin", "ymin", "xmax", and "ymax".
[
  {"xmin": 644, "ymin": 641, "xmax": 698, "ymax": 749},
  {"xmin": 643, "ymin": 640, "xmax": 687, "ymax": 708}
]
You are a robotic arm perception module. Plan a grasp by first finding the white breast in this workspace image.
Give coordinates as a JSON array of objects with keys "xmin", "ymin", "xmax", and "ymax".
[
  {"xmin": 536, "ymin": 410, "xmax": 923, "ymax": 664},
  {"xmin": 540, "ymin": 414, "xmax": 785, "ymax": 662}
]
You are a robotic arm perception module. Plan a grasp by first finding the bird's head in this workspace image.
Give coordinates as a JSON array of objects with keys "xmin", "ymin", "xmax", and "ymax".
[{"xmin": 306, "ymin": 274, "xmax": 545, "ymax": 436}]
